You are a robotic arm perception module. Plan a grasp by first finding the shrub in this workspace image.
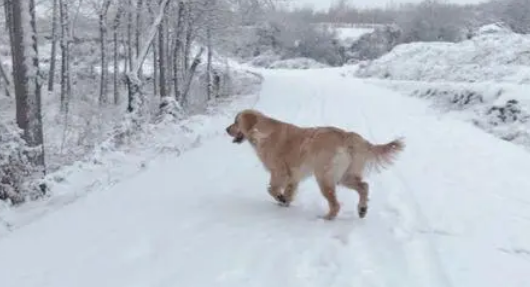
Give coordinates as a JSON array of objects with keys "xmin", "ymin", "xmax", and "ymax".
[{"xmin": 0, "ymin": 121, "xmax": 46, "ymax": 204}]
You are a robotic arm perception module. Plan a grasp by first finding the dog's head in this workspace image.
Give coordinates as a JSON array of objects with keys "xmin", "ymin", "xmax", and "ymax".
[{"xmin": 225, "ymin": 109, "xmax": 260, "ymax": 144}]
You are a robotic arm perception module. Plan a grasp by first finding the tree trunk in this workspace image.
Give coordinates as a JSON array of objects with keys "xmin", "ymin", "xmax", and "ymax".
[
  {"xmin": 59, "ymin": 0, "xmax": 71, "ymax": 112},
  {"xmin": 4, "ymin": 0, "xmax": 16, "ymax": 62},
  {"xmin": 10, "ymin": 0, "xmax": 46, "ymax": 172},
  {"xmin": 2, "ymin": 0, "xmax": 10, "ymax": 31},
  {"xmin": 172, "ymin": 1, "xmax": 185, "ymax": 102},
  {"xmin": 112, "ymin": 4, "xmax": 123, "ymax": 105},
  {"xmin": 127, "ymin": 0, "xmax": 133, "ymax": 71},
  {"xmin": 126, "ymin": 0, "xmax": 170, "ymax": 115},
  {"xmin": 152, "ymin": 38, "xmax": 159, "ymax": 98},
  {"xmin": 147, "ymin": 2, "xmax": 158, "ymax": 98},
  {"xmin": 182, "ymin": 47, "xmax": 204, "ymax": 107},
  {"xmin": 98, "ymin": 0, "xmax": 112, "ymax": 105},
  {"xmin": 205, "ymin": 0, "xmax": 213, "ymax": 101},
  {"xmin": 158, "ymin": 3, "xmax": 167, "ymax": 99},
  {"xmin": 47, "ymin": 0, "xmax": 58, "ymax": 92},
  {"xmin": 183, "ymin": 4, "xmax": 192, "ymax": 72},
  {"xmin": 0, "ymin": 61, "xmax": 11, "ymax": 97},
  {"xmin": 136, "ymin": 0, "xmax": 143, "ymax": 75}
]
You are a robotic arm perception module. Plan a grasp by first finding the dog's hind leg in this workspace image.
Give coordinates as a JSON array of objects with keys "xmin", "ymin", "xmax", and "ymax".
[
  {"xmin": 340, "ymin": 174, "xmax": 369, "ymax": 218},
  {"xmin": 315, "ymin": 174, "xmax": 340, "ymax": 220}
]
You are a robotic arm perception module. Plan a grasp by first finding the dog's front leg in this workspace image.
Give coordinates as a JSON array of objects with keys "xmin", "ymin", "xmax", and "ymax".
[
  {"xmin": 268, "ymin": 183, "xmax": 288, "ymax": 205},
  {"xmin": 281, "ymin": 181, "xmax": 299, "ymax": 207},
  {"xmin": 267, "ymin": 173, "xmax": 288, "ymax": 206}
]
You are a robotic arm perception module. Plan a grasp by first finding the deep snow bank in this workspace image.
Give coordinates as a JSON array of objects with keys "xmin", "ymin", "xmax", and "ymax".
[{"xmin": 355, "ymin": 27, "xmax": 530, "ymax": 84}]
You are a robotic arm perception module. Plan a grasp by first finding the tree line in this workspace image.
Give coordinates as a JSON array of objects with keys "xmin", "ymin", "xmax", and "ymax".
[{"xmin": 0, "ymin": 0, "xmax": 276, "ymax": 203}]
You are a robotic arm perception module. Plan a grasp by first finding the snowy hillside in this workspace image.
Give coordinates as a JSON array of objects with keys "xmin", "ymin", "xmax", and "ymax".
[
  {"xmin": 1, "ymin": 67, "xmax": 530, "ymax": 287},
  {"xmin": 355, "ymin": 26, "xmax": 530, "ymax": 84}
]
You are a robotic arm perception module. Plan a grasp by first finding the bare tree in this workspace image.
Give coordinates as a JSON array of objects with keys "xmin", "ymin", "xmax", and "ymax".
[
  {"xmin": 3, "ymin": 0, "xmax": 16, "ymax": 62},
  {"xmin": 0, "ymin": 60, "xmax": 11, "ymax": 97},
  {"xmin": 126, "ymin": 0, "xmax": 133, "ymax": 70},
  {"xmin": 125, "ymin": 0, "xmax": 170, "ymax": 116},
  {"xmin": 136, "ymin": 0, "xmax": 143, "ymax": 75},
  {"xmin": 9, "ymin": 0, "xmax": 46, "ymax": 172},
  {"xmin": 172, "ymin": 1, "xmax": 185, "ymax": 101},
  {"xmin": 98, "ymin": 0, "xmax": 112, "ymax": 105},
  {"xmin": 396, "ymin": 0, "xmax": 467, "ymax": 43},
  {"xmin": 112, "ymin": 2, "xmax": 124, "ymax": 105},
  {"xmin": 182, "ymin": 47, "xmax": 204, "ymax": 106},
  {"xmin": 59, "ymin": 0, "xmax": 71, "ymax": 112},
  {"xmin": 502, "ymin": 0, "xmax": 530, "ymax": 34},
  {"xmin": 158, "ymin": 0, "xmax": 167, "ymax": 99},
  {"xmin": 205, "ymin": 0, "xmax": 214, "ymax": 100},
  {"xmin": 47, "ymin": 0, "xmax": 59, "ymax": 92}
]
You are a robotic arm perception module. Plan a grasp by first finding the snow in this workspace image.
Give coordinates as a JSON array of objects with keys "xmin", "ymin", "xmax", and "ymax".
[
  {"xmin": 0, "ymin": 90, "xmax": 260, "ymax": 236},
  {"xmin": 129, "ymin": 0, "xmax": 170, "ymax": 77},
  {"xmin": 475, "ymin": 22, "xmax": 513, "ymax": 36},
  {"xmin": 355, "ymin": 28, "xmax": 530, "ymax": 84},
  {"xmin": 246, "ymin": 54, "xmax": 330, "ymax": 70},
  {"xmin": 357, "ymin": 78, "xmax": 530, "ymax": 150},
  {"xmin": 334, "ymin": 27, "xmax": 374, "ymax": 46},
  {"xmin": 1, "ymin": 67, "xmax": 530, "ymax": 287},
  {"xmin": 350, "ymin": 26, "xmax": 530, "ymax": 151},
  {"xmin": 267, "ymin": 57, "xmax": 330, "ymax": 69}
]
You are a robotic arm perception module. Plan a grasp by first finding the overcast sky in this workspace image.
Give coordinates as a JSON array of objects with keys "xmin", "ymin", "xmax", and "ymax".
[{"xmin": 290, "ymin": 0, "xmax": 488, "ymax": 10}]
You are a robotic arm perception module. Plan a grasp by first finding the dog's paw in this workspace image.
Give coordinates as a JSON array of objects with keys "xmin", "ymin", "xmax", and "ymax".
[
  {"xmin": 358, "ymin": 206, "xmax": 368, "ymax": 218},
  {"xmin": 322, "ymin": 214, "xmax": 336, "ymax": 221},
  {"xmin": 275, "ymin": 194, "xmax": 290, "ymax": 207}
]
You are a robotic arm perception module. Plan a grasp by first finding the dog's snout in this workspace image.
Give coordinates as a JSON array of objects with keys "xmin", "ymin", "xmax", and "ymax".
[{"xmin": 225, "ymin": 126, "xmax": 230, "ymax": 134}]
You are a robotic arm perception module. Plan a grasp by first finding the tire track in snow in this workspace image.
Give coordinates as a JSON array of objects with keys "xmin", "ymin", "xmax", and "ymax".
[
  {"xmin": 311, "ymin": 74, "xmax": 418, "ymax": 287},
  {"xmin": 255, "ymin": 71, "xmax": 412, "ymax": 287},
  {"xmin": 229, "ymin": 70, "xmax": 451, "ymax": 286},
  {"xmin": 261, "ymin": 70, "xmax": 452, "ymax": 287},
  {"xmin": 346, "ymin": 76, "xmax": 453, "ymax": 287}
]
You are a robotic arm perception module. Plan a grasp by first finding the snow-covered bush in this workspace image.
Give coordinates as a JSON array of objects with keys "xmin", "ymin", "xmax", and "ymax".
[
  {"xmin": 0, "ymin": 122, "xmax": 45, "ymax": 204},
  {"xmin": 484, "ymin": 99, "xmax": 529, "ymax": 126},
  {"xmin": 410, "ymin": 86, "xmax": 486, "ymax": 110},
  {"xmin": 279, "ymin": 24, "xmax": 344, "ymax": 66},
  {"xmin": 184, "ymin": 56, "xmax": 262, "ymax": 113},
  {"xmin": 267, "ymin": 58, "xmax": 329, "ymax": 69},
  {"xmin": 363, "ymin": 79, "xmax": 530, "ymax": 150},
  {"xmin": 347, "ymin": 24, "xmax": 402, "ymax": 61},
  {"xmin": 233, "ymin": 20, "xmax": 345, "ymax": 67},
  {"xmin": 248, "ymin": 51, "xmax": 282, "ymax": 68},
  {"xmin": 158, "ymin": 96, "xmax": 186, "ymax": 122},
  {"xmin": 356, "ymin": 26, "xmax": 530, "ymax": 84},
  {"xmin": 473, "ymin": 22, "xmax": 513, "ymax": 37},
  {"xmin": 395, "ymin": 0, "xmax": 468, "ymax": 43},
  {"xmin": 500, "ymin": 0, "xmax": 530, "ymax": 34},
  {"xmin": 332, "ymin": 26, "xmax": 374, "ymax": 47}
]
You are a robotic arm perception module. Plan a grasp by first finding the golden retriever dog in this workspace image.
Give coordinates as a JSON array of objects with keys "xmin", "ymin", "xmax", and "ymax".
[{"xmin": 225, "ymin": 109, "xmax": 405, "ymax": 220}]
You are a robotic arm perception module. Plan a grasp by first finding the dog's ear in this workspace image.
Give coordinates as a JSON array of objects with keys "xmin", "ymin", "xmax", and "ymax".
[{"xmin": 240, "ymin": 112, "xmax": 258, "ymax": 132}]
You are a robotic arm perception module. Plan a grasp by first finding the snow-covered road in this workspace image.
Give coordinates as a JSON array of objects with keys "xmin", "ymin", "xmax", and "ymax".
[{"xmin": 1, "ymin": 68, "xmax": 530, "ymax": 287}]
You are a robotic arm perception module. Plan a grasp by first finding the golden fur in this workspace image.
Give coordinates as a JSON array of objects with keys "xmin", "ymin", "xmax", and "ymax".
[{"xmin": 225, "ymin": 109, "xmax": 405, "ymax": 220}]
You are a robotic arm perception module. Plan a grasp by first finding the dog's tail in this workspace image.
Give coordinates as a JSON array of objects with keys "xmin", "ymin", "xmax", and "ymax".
[{"xmin": 364, "ymin": 137, "xmax": 405, "ymax": 174}]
